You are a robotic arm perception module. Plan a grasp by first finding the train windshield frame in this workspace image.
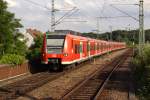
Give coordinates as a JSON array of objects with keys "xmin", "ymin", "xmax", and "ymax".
[{"xmin": 46, "ymin": 35, "xmax": 66, "ymax": 47}]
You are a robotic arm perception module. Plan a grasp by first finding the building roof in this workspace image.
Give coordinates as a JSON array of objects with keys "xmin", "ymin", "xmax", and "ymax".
[{"xmin": 26, "ymin": 28, "xmax": 42, "ymax": 38}]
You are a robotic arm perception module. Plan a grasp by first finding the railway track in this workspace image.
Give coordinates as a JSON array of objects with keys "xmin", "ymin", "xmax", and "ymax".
[
  {"xmin": 0, "ymin": 57, "xmax": 99, "ymax": 100},
  {"xmin": 0, "ymin": 72, "xmax": 65, "ymax": 99},
  {"xmin": 0, "ymin": 49, "xmax": 129, "ymax": 100},
  {"xmin": 97, "ymin": 50, "xmax": 135, "ymax": 100},
  {"xmin": 61, "ymin": 49, "xmax": 133, "ymax": 100}
]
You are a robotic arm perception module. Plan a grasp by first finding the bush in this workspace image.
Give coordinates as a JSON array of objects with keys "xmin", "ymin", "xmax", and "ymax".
[
  {"xmin": 26, "ymin": 35, "xmax": 43, "ymax": 60},
  {"xmin": 27, "ymin": 48, "xmax": 41, "ymax": 60},
  {"xmin": 133, "ymin": 44, "xmax": 150, "ymax": 99},
  {"xmin": 143, "ymin": 45, "xmax": 150, "ymax": 65},
  {"xmin": 0, "ymin": 54, "xmax": 25, "ymax": 65}
]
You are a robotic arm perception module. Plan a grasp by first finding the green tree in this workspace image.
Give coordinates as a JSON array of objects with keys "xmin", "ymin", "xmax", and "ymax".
[
  {"xmin": 0, "ymin": 0, "xmax": 26, "ymax": 58},
  {"xmin": 27, "ymin": 34, "xmax": 43, "ymax": 60},
  {"xmin": 12, "ymin": 32, "xmax": 28, "ymax": 56},
  {"xmin": 33, "ymin": 34, "xmax": 43, "ymax": 48}
]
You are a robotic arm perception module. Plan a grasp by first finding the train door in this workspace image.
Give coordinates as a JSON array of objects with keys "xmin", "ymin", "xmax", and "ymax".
[
  {"xmin": 82, "ymin": 41, "xmax": 87, "ymax": 58},
  {"xmin": 73, "ymin": 39, "xmax": 80, "ymax": 61},
  {"xmin": 98, "ymin": 43, "xmax": 100, "ymax": 54},
  {"xmin": 87, "ymin": 41, "xmax": 90, "ymax": 57},
  {"xmin": 80, "ymin": 41, "xmax": 83, "ymax": 59},
  {"xmin": 101, "ymin": 43, "xmax": 103, "ymax": 53}
]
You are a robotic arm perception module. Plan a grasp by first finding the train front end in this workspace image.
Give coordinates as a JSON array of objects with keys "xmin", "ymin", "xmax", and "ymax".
[{"xmin": 41, "ymin": 33, "xmax": 66, "ymax": 70}]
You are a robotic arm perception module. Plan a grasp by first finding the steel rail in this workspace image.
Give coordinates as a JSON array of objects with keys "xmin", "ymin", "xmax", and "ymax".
[
  {"xmin": 61, "ymin": 50, "xmax": 130, "ymax": 100},
  {"xmin": 94, "ymin": 53, "xmax": 128, "ymax": 100}
]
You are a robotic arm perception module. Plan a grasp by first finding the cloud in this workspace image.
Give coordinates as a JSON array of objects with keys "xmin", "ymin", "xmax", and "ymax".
[
  {"xmin": 6, "ymin": 0, "xmax": 150, "ymax": 33},
  {"xmin": 64, "ymin": 0, "xmax": 75, "ymax": 7},
  {"xmin": 4, "ymin": 0, "xmax": 18, "ymax": 7},
  {"xmin": 23, "ymin": 14, "xmax": 44, "ymax": 22}
]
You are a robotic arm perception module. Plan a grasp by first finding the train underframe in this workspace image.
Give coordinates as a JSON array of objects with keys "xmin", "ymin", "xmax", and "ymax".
[{"xmin": 48, "ymin": 58, "xmax": 63, "ymax": 71}]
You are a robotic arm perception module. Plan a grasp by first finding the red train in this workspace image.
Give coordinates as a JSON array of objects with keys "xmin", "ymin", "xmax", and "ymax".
[{"xmin": 41, "ymin": 32, "xmax": 126, "ymax": 70}]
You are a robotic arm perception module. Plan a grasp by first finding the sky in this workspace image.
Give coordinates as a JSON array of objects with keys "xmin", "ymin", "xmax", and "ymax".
[{"xmin": 3, "ymin": 0, "xmax": 150, "ymax": 33}]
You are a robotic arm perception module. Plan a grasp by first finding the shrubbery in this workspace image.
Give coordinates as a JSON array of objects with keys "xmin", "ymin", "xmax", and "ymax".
[
  {"xmin": 26, "ymin": 35, "xmax": 43, "ymax": 60},
  {"xmin": 27, "ymin": 48, "xmax": 41, "ymax": 60},
  {"xmin": 0, "ymin": 54, "xmax": 25, "ymax": 65},
  {"xmin": 133, "ymin": 44, "xmax": 150, "ymax": 99}
]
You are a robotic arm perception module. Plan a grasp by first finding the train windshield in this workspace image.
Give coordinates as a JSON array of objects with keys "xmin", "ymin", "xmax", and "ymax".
[
  {"xmin": 46, "ymin": 35, "xmax": 65, "ymax": 47},
  {"xmin": 46, "ymin": 35, "xmax": 65, "ymax": 54}
]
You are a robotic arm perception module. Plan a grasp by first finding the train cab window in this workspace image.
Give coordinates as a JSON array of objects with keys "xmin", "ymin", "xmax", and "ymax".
[
  {"xmin": 46, "ymin": 35, "xmax": 66, "ymax": 54},
  {"xmin": 46, "ymin": 35, "xmax": 65, "ymax": 47}
]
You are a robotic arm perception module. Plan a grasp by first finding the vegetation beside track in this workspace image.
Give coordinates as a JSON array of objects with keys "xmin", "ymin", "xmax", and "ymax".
[
  {"xmin": 0, "ymin": 54, "xmax": 25, "ymax": 65},
  {"xmin": 133, "ymin": 44, "xmax": 150, "ymax": 99},
  {"xmin": 82, "ymin": 29, "xmax": 150, "ymax": 45},
  {"xmin": 0, "ymin": 0, "xmax": 27, "ymax": 65},
  {"xmin": 27, "ymin": 34, "xmax": 43, "ymax": 61},
  {"xmin": 0, "ymin": 0, "xmax": 44, "ymax": 65}
]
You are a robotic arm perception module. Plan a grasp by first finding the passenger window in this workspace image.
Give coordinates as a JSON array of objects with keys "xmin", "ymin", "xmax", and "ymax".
[
  {"xmin": 75, "ymin": 44, "xmax": 78, "ymax": 54},
  {"xmin": 75, "ymin": 44, "xmax": 80, "ymax": 54}
]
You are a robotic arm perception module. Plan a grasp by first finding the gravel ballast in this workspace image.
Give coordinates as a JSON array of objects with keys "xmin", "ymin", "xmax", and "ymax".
[{"xmin": 17, "ymin": 50, "xmax": 127, "ymax": 100}]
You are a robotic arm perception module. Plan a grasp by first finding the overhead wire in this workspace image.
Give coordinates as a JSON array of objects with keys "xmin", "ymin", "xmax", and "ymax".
[
  {"xmin": 54, "ymin": 7, "xmax": 79, "ymax": 26},
  {"xmin": 110, "ymin": 4, "xmax": 139, "ymax": 22},
  {"xmin": 22, "ymin": 0, "xmax": 141, "ymax": 32},
  {"xmin": 93, "ymin": 0, "xmax": 139, "ymax": 32},
  {"xmin": 72, "ymin": 1, "xmax": 96, "ymax": 29},
  {"xmin": 74, "ymin": 1, "xmax": 103, "ymax": 29},
  {"xmin": 92, "ymin": 0, "xmax": 113, "ymax": 32},
  {"xmin": 73, "ymin": 0, "xmax": 98, "ymax": 19},
  {"xmin": 24, "ymin": 0, "xmax": 50, "ymax": 10},
  {"xmin": 23, "ymin": 0, "xmax": 79, "ymax": 26}
]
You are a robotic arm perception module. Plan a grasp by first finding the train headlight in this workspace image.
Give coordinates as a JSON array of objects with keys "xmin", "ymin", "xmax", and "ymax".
[{"xmin": 64, "ymin": 53, "xmax": 68, "ymax": 57}]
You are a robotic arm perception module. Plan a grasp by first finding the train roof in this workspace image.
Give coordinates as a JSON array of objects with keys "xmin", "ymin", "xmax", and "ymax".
[
  {"xmin": 46, "ymin": 31, "xmax": 125, "ymax": 44},
  {"xmin": 46, "ymin": 30, "xmax": 81, "ymax": 36}
]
